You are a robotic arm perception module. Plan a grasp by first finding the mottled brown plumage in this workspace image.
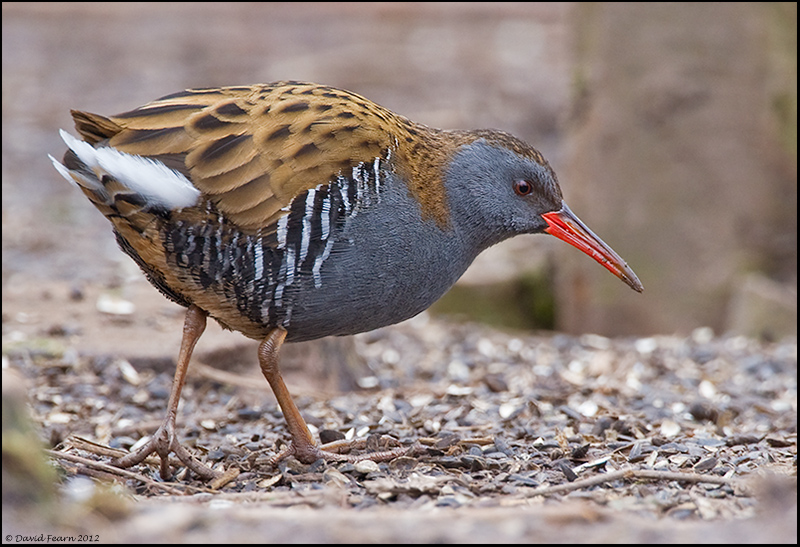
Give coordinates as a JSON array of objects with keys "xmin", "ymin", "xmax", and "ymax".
[{"xmin": 73, "ymin": 82, "xmax": 459, "ymax": 230}]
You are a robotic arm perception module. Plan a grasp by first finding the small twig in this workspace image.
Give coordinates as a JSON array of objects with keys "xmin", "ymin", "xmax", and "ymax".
[
  {"xmin": 46, "ymin": 449, "xmax": 190, "ymax": 495},
  {"xmin": 416, "ymin": 436, "xmax": 495, "ymax": 447},
  {"xmin": 69, "ymin": 436, "xmax": 129, "ymax": 458},
  {"xmin": 523, "ymin": 468, "xmax": 738, "ymax": 498},
  {"xmin": 627, "ymin": 469, "xmax": 736, "ymax": 486},
  {"xmin": 61, "ymin": 463, "xmax": 134, "ymax": 484},
  {"xmin": 208, "ymin": 467, "xmax": 241, "ymax": 490},
  {"xmin": 46, "ymin": 448, "xmax": 232, "ymax": 495}
]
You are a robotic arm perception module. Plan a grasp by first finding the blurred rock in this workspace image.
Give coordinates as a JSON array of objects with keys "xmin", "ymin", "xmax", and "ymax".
[
  {"xmin": 727, "ymin": 274, "xmax": 797, "ymax": 341},
  {"xmin": 282, "ymin": 337, "xmax": 368, "ymax": 393},
  {"xmin": 2, "ymin": 367, "xmax": 58, "ymax": 532},
  {"xmin": 558, "ymin": 3, "xmax": 797, "ymax": 336},
  {"xmin": 432, "ymin": 236, "xmax": 556, "ymax": 331}
]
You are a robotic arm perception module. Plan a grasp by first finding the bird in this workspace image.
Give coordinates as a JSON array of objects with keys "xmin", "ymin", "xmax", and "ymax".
[{"xmin": 50, "ymin": 81, "xmax": 643, "ymax": 480}]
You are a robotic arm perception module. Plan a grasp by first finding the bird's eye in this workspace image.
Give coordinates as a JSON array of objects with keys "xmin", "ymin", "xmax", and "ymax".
[{"xmin": 513, "ymin": 179, "xmax": 533, "ymax": 196}]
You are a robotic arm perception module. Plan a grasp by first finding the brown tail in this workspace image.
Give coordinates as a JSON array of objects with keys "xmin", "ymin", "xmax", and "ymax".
[{"xmin": 70, "ymin": 110, "xmax": 123, "ymax": 144}]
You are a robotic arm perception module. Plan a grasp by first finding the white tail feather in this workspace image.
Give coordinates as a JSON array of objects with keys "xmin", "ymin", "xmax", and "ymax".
[{"xmin": 53, "ymin": 129, "xmax": 200, "ymax": 210}]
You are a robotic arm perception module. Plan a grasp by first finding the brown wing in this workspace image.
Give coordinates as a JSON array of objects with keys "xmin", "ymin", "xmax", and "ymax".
[{"xmin": 71, "ymin": 82, "xmax": 416, "ymax": 231}]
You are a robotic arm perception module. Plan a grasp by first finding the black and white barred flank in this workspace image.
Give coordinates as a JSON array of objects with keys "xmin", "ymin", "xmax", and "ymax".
[{"xmin": 163, "ymin": 156, "xmax": 387, "ymax": 328}]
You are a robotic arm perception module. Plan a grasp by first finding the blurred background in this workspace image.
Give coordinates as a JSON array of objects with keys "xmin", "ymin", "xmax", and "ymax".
[{"xmin": 2, "ymin": 2, "xmax": 796, "ymax": 341}]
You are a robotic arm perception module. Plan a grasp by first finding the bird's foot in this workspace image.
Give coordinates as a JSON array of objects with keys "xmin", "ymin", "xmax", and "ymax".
[
  {"xmin": 270, "ymin": 434, "xmax": 420, "ymax": 466},
  {"xmin": 112, "ymin": 420, "xmax": 220, "ymax": 481}
]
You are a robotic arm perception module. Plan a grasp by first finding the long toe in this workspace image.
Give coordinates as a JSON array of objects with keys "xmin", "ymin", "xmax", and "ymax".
[{"xmin": 113, "ymin": 424, "xmax": 219, "ymax": 480}]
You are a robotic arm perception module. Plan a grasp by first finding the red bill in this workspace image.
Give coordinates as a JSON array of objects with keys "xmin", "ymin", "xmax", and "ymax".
[{"xmin": 542, "ymin": 201, "xmax": 644, "ymax": 293}]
